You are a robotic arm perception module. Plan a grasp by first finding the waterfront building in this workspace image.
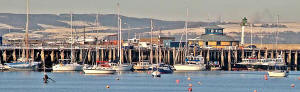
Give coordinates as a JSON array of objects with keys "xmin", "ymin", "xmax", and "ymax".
[{"xmin": 188, "ymin": 26, "xmax": 239, "ymax": 49}]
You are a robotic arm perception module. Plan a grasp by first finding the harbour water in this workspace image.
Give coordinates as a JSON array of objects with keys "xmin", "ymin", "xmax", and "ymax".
[{"xmin": 0, "ymin": 71, "xmax": 299, "ymax": 92}]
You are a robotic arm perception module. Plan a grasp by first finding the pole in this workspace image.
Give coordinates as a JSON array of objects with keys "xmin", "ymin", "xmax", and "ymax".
[{"xmin": 25, "ymin": 0, "xmax": 30, "ymax": 62}]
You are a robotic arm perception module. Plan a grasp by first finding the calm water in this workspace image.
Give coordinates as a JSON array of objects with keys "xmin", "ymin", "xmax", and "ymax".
[{"xmin": 0, "ymin": 71, "xmax": 299, "ymax": 92}]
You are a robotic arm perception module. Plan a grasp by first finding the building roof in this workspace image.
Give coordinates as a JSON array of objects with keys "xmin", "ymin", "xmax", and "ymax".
[
  {"xmin": 205, "ymin": 26, "xmax": 224, "ymax": 29},
  {"xmin": 200, "ymin": 34, "xmax": 237, "ymax": 41}
]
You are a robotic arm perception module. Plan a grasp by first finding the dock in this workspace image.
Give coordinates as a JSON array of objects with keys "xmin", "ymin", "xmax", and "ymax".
[{"xmin": 0, "ymin": 46, "xmax": 299, "ymax": 71}]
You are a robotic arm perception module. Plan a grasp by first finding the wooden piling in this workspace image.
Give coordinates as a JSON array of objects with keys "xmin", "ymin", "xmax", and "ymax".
[
  {"xmin": 88, "ymin": 49, "xmax": 91, "ymax": 62},
  {"xmin": 96, "ymin": 49, "xmax": 100, "ymax": 61},
  {"xmin": 206, "ymin": 50, "xmax": 210, "ymax": 62},
  {"xmin": 79, "ymin": 49, "xmax": 83, "ymax": 62},
  {"xmin": 258, "ymin": 50, "xmax": 261, "ymax": 59},
  {"xmin": 113, "ymin": 48, "xmax": 116, "ymax": 60},
  {"xmin": 221, "ymin": 50, "xmax": 224, "ymax": 67},
  {"xmin": 295, "ymin": 51, "xmax": 298, "ymax": 70},
  {"xmin": 228, "ymin": 50, "xmax": 232, "ymax": 71},
  {"xmin": 12, "ymin": 49, "xmax": 16, "ymax": 61},
  {"xmin": 264, "ymin": 50, "xmax": 268, "ymax": 59},
  {"xmin": 108, "ymin": 48, "xmax": 112, "ymax": 61},
  {"xmin": 31, "ymin": 49, "xmax": 34, "ymax": 60},
  {"xmin": 2, "ymin": 50, "xmax": 7, "ymax": 62},
  {"xmin": 128, "ymin": 49, "xmax": 132, "ymax": 64},
  {"xmin": 173, "ymin": 48, "xmax": 176, "ymax": 65},
  {"xmin": 234, "ymin": 50, "xmax": 238, "ymax": 63},
  {"xmin": 60, "ymin": 50, "xmax": 64, "ymax": 60},
  {"xmin": 51, "ymin": 50, "xmax": 55, "ymax": 62},
  {"xmin": 41, "ymin": 50, "xmax": 45, "ymax": 62},
  {"xmin": 241, "ymin": 49, "xmax": 245, "ymax": 59},
  {"xmin": 101, "ymin": 49, "xmax": 104, "ymax": 61},
  {"xmin": 271, "ymin": 51, "xmax": 274, "ymax": 59}
]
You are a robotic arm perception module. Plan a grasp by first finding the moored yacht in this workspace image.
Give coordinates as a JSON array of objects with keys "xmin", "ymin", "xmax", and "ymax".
[
  {"xmin": 133, "ymin": 61, "xmax": 151, "ymax": 70},
  {"xmin": 4, "ymin": 58, "xmax": 40, "ymax": 71},
  {"xmin": 83, "ymin": 61, "xmax": 116, "ymax": 74},
  {"xmin": 174, "ymin": 55, "xmax": 206, "ymax": 71},
  {"xmin": 52, "ymin": 59, "xmax": 83, "ymax": 71}
]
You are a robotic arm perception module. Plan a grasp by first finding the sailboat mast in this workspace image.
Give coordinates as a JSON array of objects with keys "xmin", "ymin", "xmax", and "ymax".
[
  {"xmin": 250, "ymin": 24, "xmax": 253, "ymax": 49},
  {"xmin": 275, "ymin": 15, "xmax": 279, "ymax": 53},
  {"xmin": 25, "ymin": 0, "xmax": 29, "ymax": 62},
  {"xmin": 119, "ymin": 17, "xmax": 123, "ymax": 64},
  {"xmin": 70, "ymin": 12, "xmax": 73, "ymax": 63},
  {"xmin": 184, "ymin": 8, "xmax": 189, "ymax": 64},
  {"xmin": 150, "ymin": 19, "xmax": 153, "ymax": 64},
  {"xmin": 117, "ymin": 2, "xmax": 120, "ymax": 60}
]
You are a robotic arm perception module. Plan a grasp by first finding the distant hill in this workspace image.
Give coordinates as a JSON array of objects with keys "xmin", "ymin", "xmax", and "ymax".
[{"xmin": 0, "ymin": 13, "xmax": 208, "ymax": 34}]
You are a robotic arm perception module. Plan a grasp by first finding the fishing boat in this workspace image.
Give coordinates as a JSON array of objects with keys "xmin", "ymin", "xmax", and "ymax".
[
  {"xmin": 133, "ymin": 34, "xmax": 151, "ymax": 70},
  {"xmin": 174, "ymin": 55, "xmax": 206, "ymax": 71},
  {"xmin": 133, "ymin": 61, "xmax": 151, "ymax": 70},
  {"xmin": 83, "ymin": 61, "xmax": 116, "ymax": 74},
  {"xmin": 150, "ymin": 63, "xmax": 173, "ymax": 74},
  {"xmin": 209, "ymin": 61, "xmax": 222, "ymax": 71}
]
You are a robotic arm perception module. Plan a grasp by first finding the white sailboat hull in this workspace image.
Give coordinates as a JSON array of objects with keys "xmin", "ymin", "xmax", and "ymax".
[
  {"xmin": 174, "ymin": 64, "xmax": 206, "ymax": 71},
  {"xmin": 268, "ymin": 71, "xmax": 288, "ymax": 77},
  {"xmin": 112, "ymin": 65, "xmax": 133, "ymax": 71},
  {"xmin": 83, "ymin": 69, "xmax": 116, "ymax": 74},
  {"xmin": 4, "ymin": 62, "xmax": 39, "ymax": 71},
  {"xmin": 52, "ymin": 64, "xmax": 83, "ymax": 71}
]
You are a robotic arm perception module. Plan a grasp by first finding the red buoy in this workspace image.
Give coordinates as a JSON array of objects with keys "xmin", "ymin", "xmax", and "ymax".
[
  {"xmin": 188, "ymin": 88, "xmax": 192, "ymax": 92},
  {"xmin": 298, "ymin": 77, "xmax": 300, "ymax": 80},
  {"xmin": 176, "ymin": 79, "xmax": 180, "ymax": 84},
  {"xmin": 291, "ymin": 84, "xmax": 295, "ymax": 88},
  {"xmin": 264, "ymin": 74, "xmax": 268, "ymax": 80}
]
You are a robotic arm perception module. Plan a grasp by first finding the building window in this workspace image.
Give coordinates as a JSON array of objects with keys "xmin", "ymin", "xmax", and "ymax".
[
  {"xmin": 217, "ymin": 41, "xmax": 221, "ymax": 46},
  {"xmin": 205, "ymin": 42, "xmax": 208, "ymax": 46}
]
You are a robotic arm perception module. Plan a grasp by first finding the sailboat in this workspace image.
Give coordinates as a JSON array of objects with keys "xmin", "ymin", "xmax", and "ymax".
[
  {"xmin": 52, "ymin": 13, "xmax": 83, "ymax": 71},
  {"xmin": 173, "ymin": 8, "xmax": 206, "ymax": 71},
  {"xmin": 267, "ymin": 16, "xmax": 288, "ymax": 77},
  {"xmin": 109, "ymin": 3, "xmax": 132, "ymax": 71},
  {"xmin": 83, "ymin": 48, "xmax": 116, "ymax": 74},
  {"xmin": 4, "ymin": 0, "xmax": 40, "ymax": 71}
]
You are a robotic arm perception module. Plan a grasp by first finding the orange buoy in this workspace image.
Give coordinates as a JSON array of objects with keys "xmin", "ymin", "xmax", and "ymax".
[
  {"xmin": 298, "ymin": 77, "xmax": 300, "ymax": 80},
  {"xmin": 291, "ymin": 84, "xmax": 295, "ymax": 88},
  {"xmin": 254, "ymin": 90, "xmax": 257, "ymax": 92},
  {"xmin": 188, "ymin": 84, "xmax": 193, "ymax": 87},
  {"xmin": 106, "ymin": 85, "xmax": 110, "ymax": 88},
  {"xmin": 188, "ymin": 88, "xmax": 192, "ymax": 92},
  {"xmin": 264, "ymin": 74, "xmax": 268, "ymax": 80},
  {"xmin": 187, "ymin": 77, "xmax": 191, "ymax": 81},
  {"xmin": 176, "ymin": 79, "xmax": 180, "ymax": 84}
]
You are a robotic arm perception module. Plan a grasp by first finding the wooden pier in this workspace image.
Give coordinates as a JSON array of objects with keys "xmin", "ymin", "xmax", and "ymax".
[{"xmin": 0, "ymin": 46, "xmax": 299, "ymax": 71}]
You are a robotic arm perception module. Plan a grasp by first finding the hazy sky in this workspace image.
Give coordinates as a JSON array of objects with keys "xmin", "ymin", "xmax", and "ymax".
[{"xmin": 0, "ymin": 0, "xmax": 299, "ymax": 22}]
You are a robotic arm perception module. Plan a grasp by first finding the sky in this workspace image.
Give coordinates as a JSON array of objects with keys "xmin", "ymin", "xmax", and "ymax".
[{"xmin": 0, "ymin": 0, "xmax": 299, "ymax": 22}]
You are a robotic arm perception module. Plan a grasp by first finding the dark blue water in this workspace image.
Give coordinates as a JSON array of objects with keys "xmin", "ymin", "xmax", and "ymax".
[{"xmin": 0, "ymin": 71, "xmax": 299, "ymax": 92}]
